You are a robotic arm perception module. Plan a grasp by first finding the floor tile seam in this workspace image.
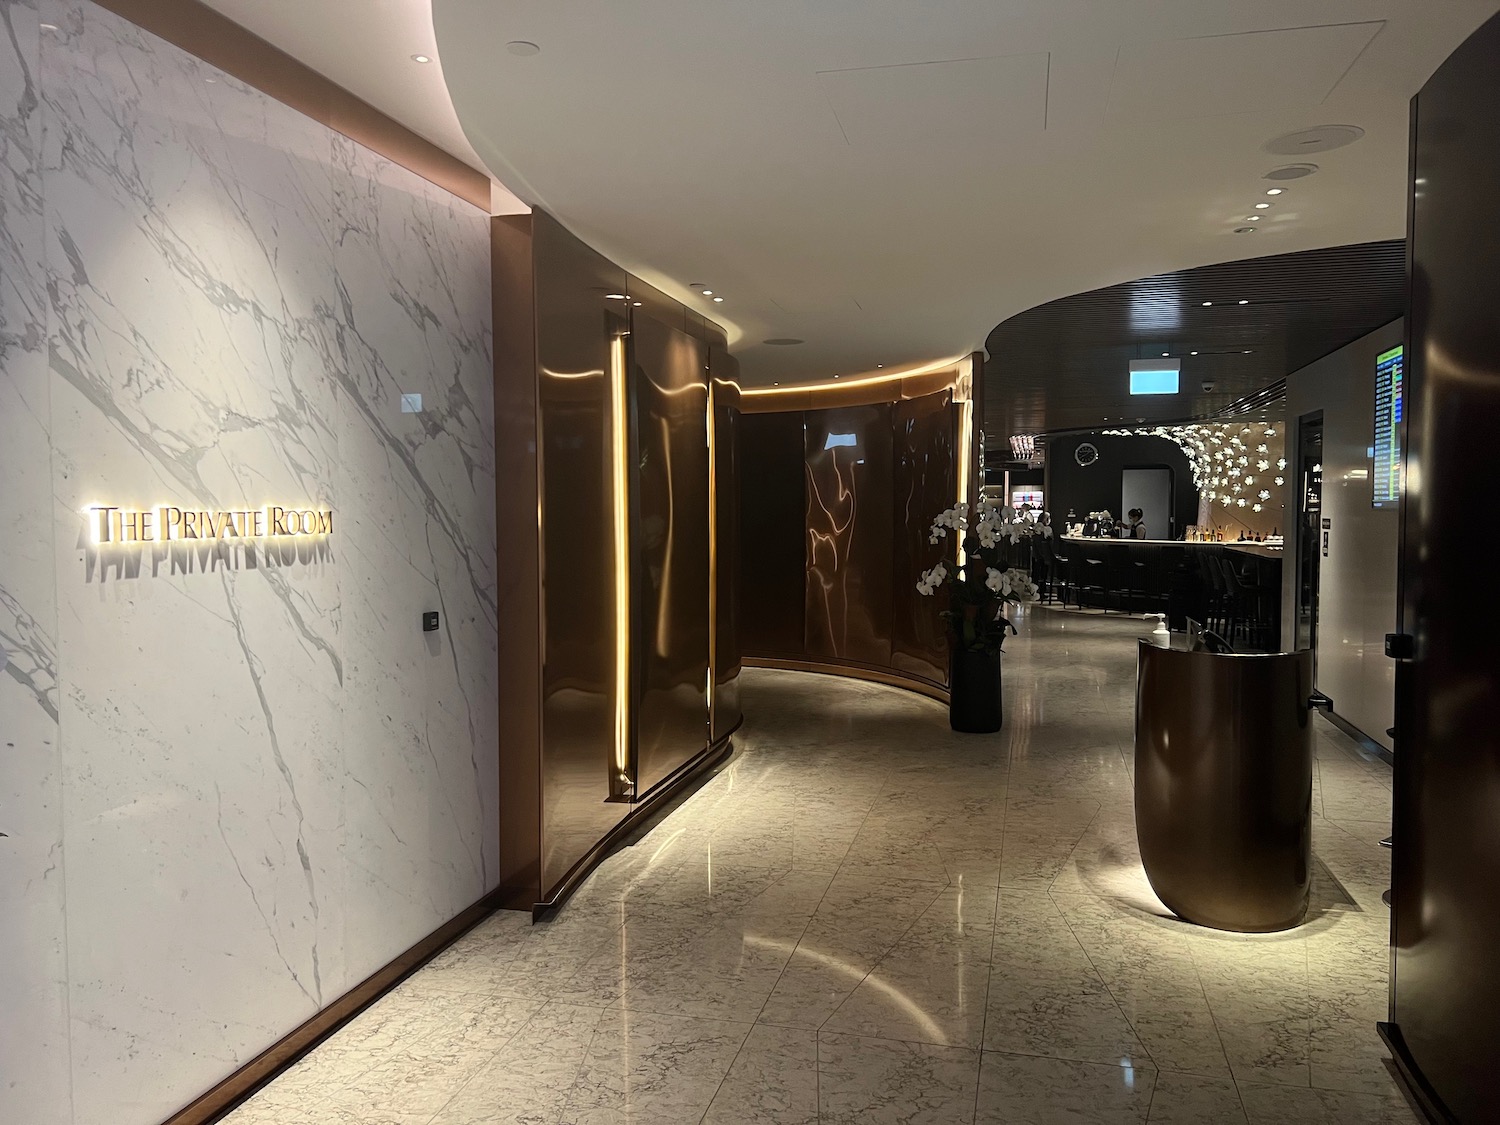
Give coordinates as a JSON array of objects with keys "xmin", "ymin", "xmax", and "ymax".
[
  {"xmin": 810, "ymin": 880, "xmax": 955, "ymax": 1036},
  {"xmin": 971, "ymin": 881, "xmax": 1003, "ymax": 1125},
  {"xmin": 744, "ymin": 774, "xmax": 890, "ymax": 1031},
  {"xmin": 394, "ymin": 999, "xmax": 561, "ymax": 1125},
  {"xmin": 689, "ymin": 1014, "xmax": 760, "ymax": 1125},
  {"xmin": 1045, "ymin": 880, "xmax": 1157, "ymax": 1068}
]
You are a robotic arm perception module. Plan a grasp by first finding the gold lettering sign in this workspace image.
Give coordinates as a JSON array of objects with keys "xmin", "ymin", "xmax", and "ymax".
[{"xmin": 87, "ymin": 505, "xmax": 334, "ymax": 544}]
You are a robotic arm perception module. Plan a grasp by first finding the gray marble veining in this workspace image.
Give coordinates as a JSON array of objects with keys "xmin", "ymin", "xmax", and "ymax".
[{"xmin": 2, "ymin": 2, "xmax": 496, "ymax": 1122}]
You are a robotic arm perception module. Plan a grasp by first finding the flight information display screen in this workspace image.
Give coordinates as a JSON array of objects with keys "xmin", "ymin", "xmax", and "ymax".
[{"xmin": 1373, "ymin": 345, "xmax": 1403, "ymax": 508}]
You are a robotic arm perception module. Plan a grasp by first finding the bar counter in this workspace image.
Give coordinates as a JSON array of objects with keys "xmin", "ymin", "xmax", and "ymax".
[{"xmin": 1039, "ymin": 537, "xmax": 1283, "ymax": 649}]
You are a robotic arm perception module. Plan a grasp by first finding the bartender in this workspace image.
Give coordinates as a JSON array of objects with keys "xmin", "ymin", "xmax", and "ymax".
[{"xmin": 1124, "ymin": 508, "xmax": 1147, "ymax": 539}]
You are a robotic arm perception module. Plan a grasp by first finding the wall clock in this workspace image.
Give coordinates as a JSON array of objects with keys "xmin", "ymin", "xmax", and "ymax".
[{"xmin": 1075, "ymin": 441, "xmax": 1100, "ymax": 467}]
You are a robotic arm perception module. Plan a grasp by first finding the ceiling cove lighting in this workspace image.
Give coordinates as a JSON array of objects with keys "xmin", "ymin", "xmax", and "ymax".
[{"xmin": 1129, "ymin": 358, "xmax": 1180, "ymax": 396}]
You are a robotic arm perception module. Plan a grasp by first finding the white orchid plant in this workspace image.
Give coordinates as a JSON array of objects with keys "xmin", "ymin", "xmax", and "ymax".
[{"xmin": 916, "ymin": 500, "xmax": 1043, "ymax": 654}]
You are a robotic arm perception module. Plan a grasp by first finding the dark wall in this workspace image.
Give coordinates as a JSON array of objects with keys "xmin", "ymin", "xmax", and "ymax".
[
  {"xmin": 739, "ymin": 394, "xmax": 956, "ymax": 690},
  {"xmin": 1045, "ymin": 433, "xmax": 1198, "ymax": 534},
  {"xmin": 739, "ymin": 413, "xmax": 807, "ymax": 658},
  {"xmin": 1389, "ymin": 12, "xmax": 1500, "ymax": 1122}
]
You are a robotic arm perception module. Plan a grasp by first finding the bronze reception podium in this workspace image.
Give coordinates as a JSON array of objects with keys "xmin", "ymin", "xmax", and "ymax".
[{"xmin": 1134, "ymin": 639, "xmax": 1315, "ymax": 932}]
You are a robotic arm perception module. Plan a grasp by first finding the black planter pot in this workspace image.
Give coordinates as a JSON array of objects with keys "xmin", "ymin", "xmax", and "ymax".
[{"xmin": 949, "ymin": 647, "xmax": 1003, "ymax": 733}]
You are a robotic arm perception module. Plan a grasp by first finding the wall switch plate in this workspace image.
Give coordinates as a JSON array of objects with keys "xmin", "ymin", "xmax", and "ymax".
[
  {"xmin": 401, "ymin": 393, "xmax": 422, "ymax": 413},
  {"xmin": 422, "ymin": 611, "xmax": 439, "ymax": 632}
]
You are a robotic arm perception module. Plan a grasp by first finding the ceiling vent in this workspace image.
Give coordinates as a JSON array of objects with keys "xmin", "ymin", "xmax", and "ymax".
[
  {"xmin": 1264, "ymin": 125, "xmax": 1364, "ymax": 155},
  {"xmin": 763, "ymin": 338, "xmax": 805, "ymax": 346},
  {"xmin": 1264, "ymin": 163, "xmax": 1319, "ymax": 180}
]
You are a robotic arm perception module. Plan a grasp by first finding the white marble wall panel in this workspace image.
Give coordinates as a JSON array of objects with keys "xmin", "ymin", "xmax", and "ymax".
[
  {"xmin": 1, "ymin": 3, "xmax": 73, "ymax": 1122},
  {"xmin": 5, "ymin": 2, "xmax": 498, "ymax": 1122},
  {"xmin": 330, "ymin": 139, "xmax": 497, "ymax": 980}
]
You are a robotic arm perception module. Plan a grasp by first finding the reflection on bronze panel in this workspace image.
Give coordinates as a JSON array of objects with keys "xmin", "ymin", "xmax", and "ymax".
[
  {"xmin": 532, "ymin": 212, "xmax": 630, "ymax": 897},
  {"xmin": 804, "ymin": 405, "xmax": 894, "ymax": 667},
  {"xmin": 712, "ymin": 353, "xmax": 743, "ymax": 741},
  {"xmin": 631, "ymin": 314, "xmax": 711, "ymax": 797},
  {"xmin": 738, "ymin": 413, "xmax": 808, "ymax": 657},
  {"xmin": 491, "ymin": 215, "xmax": 543, "ymax": 908},
  {"xmin": 1390, "ymin": 20, "xmax": 1500, "ymax": 1118},
  {"xmin": 891, "ymin": 393, "xmax": 956, "ymax": 686},
  {"xmin": 1135, "ymin": 641, "xmax": 1313, "ymax": 932}
]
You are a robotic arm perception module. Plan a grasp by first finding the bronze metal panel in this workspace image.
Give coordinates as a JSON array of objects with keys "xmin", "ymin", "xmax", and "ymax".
[
  {"xmin": 711, "ymin": 353, "xmax": 743, "ymax": 741},
  {"xmin": 532, "ymin": 212, "xmax": 630, "ymax": 897},
  {"xmin": 91, "ymin": 0, "xmax": 490, "ymax": 209},
  {"xmin": 1134, "ymin": 641, "xmax": 1314, "ymax": 932},
  {"xmin": 490, "ymin": 215, "xmax": 543, "ymax": 908},
  {"xmin": 630, "ymin": 314, "xmax": 711, "ymax": 797},
  {"xmin": 891, "ymin": 392, "xmax": 956, "ymax": 685},
  {"xmin": 1388, "ymin": 15, "xmax": 1500, "ymax": 1120},
  {"xmin": 804, "ymin": 405, "xmax": 894, "ymax": 667},
  {"xmin": 738, "ymin": 412, "xmax": 808, "ymax": 658}
]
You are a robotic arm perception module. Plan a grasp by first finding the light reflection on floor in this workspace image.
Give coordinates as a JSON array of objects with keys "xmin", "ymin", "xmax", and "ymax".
[{"xmin": 225, "ymin": 606, "xmax": 1413, "ymax": 1124}]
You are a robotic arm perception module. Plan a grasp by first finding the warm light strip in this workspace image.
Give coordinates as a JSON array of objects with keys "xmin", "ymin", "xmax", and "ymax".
[
  {"xmin": 739, "ymin": 353, "xmax": 969, "ymax": 397},
  {"xmin": 609, "ymin": 333, "xmax": 632, "ymax": 787},
  {"xmin": 706, "ymin": 378, "xmax": 718, "ymax": 734}
]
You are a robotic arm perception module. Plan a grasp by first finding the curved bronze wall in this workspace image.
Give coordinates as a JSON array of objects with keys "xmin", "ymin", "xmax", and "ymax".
[
  {"xmin": 740, "ymin": 388, "xmax": 959, "ymax": 695},
  {"xmin": 893, "ymin": 393, "xmax": 957, "ymax": 684},
  {"xmin": 631, "ymin": 315, "xmax": 711, "ymax": 796},
  {"xmin": 494, "ymin": 211, "xmax": 735, "ymax": 911},
  {"xmin": 805, "ymin": 406, "xmax": 895, "ymax": 667}
]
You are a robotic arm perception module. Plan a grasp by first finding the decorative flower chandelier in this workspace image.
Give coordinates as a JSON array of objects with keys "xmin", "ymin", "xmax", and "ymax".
[{"xmin": 1102, "ymin": 420, "xmax": 1288, "ymax": 516}]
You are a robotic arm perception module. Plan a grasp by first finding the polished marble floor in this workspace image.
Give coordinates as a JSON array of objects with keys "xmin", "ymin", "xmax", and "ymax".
[{"xmin": 225, "ymin": 607, "xmax": 1412, "ymax": 1124}]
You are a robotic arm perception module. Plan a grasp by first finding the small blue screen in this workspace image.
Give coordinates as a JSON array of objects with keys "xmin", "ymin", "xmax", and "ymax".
[{"xmin": 1129, "ymin": 368, "xmax": 1179, "ymax": 395}]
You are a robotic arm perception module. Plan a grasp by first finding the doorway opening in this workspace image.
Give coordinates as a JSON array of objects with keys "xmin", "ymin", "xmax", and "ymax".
[
  {"xmin": 1294, "ymin": 412, "xmax": 1324, "ymax": 656},
  {"xmin": 1121, "ymin": 466, "xmax": 1173, "ymax": 540}
]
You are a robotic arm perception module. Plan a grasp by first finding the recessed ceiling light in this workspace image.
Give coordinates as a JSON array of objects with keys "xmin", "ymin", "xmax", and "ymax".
[
  {"xmin": 1191, "ymin": 351, "xmax": 1199, "ymax": 355},
  {"xmin": 876, "ymin": 364, "xmax": 884, "ymax": 368},
  {"xmin": 833, "ymin": 373, "xmax": 840, "ymax": 378},
  {"xmin": 1246, "ymin": 216, "xmax": 1261, "ymax": 221},
  {"xmin": 1243, "ymin": 350, "xmax": 1253, "ymax": 353},
  {"xmin": 411, "ymin": 53, "xmax": 432, "ymax": 63},
  {"xmin": 1202, "ymin": 301, "xmax": 1212, "ymax": 306},
  {"xmin": 1254, "ymin": 202, "xmax": 1271, "ymax": 209},
  {"xmin": 713, "ymin": 296, "xmax": 724, "ymax": 302},
  {"xmin": 39, "ymin": 22, "xmax": 58, "ymax": 30},
  {"xmin": 506, "ymin": 40, "xmax": 541, "ymax": 56},
  {"xmin": 1161, "ymin": 352, "xmax": 1170, "ymax": 357},
  {"xmin": 701, "ymin": 289, "xmax": 713, "ymax": 296},
  {"xmin": 773, "ymin": 382, "xmax": 780, "ymax": 386},
  {"xmin": 1239, "ymin": 299, "xmax": 1249, "ymax": 305},
  {"xmin": 1265, "ymin": 125, "xmax": 1364, "ymax": 155},
  {"xmin": 605, "ymin": 293, "xmax": 627, "ymax": 300},
  {"xmin": 1234, "ymin": 227, "xmax": 1258, "ymax": 234},
  {"xmin": 632, "ymin": 301, "xmax": 642, "ymax": 307},
  {"xmin": 1265, "ymin": 163, "xmax": 1319, "ymax": 181},
  {"xmin": 1265, "ymin": 188, "xmax": 1284, "ymax": 196}
]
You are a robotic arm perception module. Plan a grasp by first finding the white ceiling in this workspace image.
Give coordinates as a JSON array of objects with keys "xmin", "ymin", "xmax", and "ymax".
[
  {"xmin": 429, "ymin": 0, "xmax": 1498, "ymax": 384},
  {"xmin": 196, "ymin": 0, "xmax": 1499, "ymax": 387},
  {"xmin": 196, "ymin": 0, "xmax": 525, "ymax": 211}
]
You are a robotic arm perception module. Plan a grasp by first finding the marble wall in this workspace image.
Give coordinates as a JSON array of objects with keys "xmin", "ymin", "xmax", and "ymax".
[{"xmin": 0, "ymin": 2, "xmax": 498, "ymax": 1122}]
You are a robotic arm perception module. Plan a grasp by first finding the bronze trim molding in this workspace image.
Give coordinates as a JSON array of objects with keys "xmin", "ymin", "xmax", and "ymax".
[
  {"xmin": 90, "ymin": 0, "xmax": 491, "ymax": 210},
  {"xmin": 534, "ymin": 722, "xmax": 742, "ymax": 920},
  {"xmin": 160, "ymin": 889, "xmax": 505, "ymax": 1125},
  {"xmin": 742, "ymin": 656, "xmax": 950, "ymax": 704}
]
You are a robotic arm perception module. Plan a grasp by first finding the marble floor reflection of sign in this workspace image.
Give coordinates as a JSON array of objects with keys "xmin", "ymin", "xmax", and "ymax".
[{"xmin": 223, "ymin": 606, "xmax": 1415, "ymax": 1125}]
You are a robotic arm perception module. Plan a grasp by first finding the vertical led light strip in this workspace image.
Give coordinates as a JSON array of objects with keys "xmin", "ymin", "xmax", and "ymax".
[
  {"xmin": 609, "ymin": 331, "xmax": 632, "ymax": 792},
  {"xmin": 955, "ymin": 357, "xmax": 975, "ymax": 566},
  {"xmin": 705, "ymin": 377, "xmax": 718, "ymax": 738}
]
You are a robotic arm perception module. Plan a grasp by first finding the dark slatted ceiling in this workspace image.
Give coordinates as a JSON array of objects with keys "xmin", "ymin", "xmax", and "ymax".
[{"xmin": 982, "ymin": 240, "xmax": 1405, "ymax": 441}]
